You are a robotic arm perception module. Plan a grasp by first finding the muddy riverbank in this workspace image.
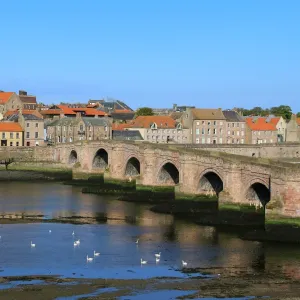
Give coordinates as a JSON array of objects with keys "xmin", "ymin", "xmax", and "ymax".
[{"xmin": 1, "ymin": 269, "xmax": 300, "ymax": 299}]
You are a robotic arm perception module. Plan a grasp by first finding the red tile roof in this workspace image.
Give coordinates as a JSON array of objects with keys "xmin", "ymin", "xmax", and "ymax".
[
  {"xmin": 112, "ymin": 123, "xmax": 131, "ymax": 130},
  {"xmin": 0, "ymin": 92, "xmax": 14, "ymax": 104},
  {"xmin": 269, "ymin": 117, "xmax": 281, "ymax": 126},
  {"xmin": 0, "ymin": 122, "xmax": 23, "ymax": 132},
  {"xmin": 129, "ymin": 116, "xmax": 176, "ymax": 128},
  {"xmin": 4, "ymin": 109, "xmax": 43, "ymax": 118},
  {"xmin": 57, "ymin": 105, "xmax": 76, "ymax": 115},
  {"xmin": 72, "ymin": 108, "xmax": 106, "ymax": 116},
  {"xmin": 245, "ymin": 117, "xmax": 277, "ymax": 131}
]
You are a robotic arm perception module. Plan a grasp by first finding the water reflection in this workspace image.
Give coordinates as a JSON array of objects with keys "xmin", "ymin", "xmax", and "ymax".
[{"xmin": 0, "ymin": 182, "xmax": 299, "ymax": 280}]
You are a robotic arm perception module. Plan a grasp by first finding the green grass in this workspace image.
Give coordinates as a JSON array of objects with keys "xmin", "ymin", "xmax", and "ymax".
[
  {"xmin": 219, "ymin": 203, "xmax": 264, "ymax": 213},
  {"xmin": 266, "ymin": 217, "xmax": 300, "ymax": 227}
]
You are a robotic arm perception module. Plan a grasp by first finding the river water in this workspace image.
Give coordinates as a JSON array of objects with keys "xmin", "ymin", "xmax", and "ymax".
[{"xmin": 0, "ymin": 182, "xmax": 300, "ymax": 297}]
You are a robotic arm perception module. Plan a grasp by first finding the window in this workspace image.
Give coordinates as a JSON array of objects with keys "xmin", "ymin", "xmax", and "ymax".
[
  {"xmin": 16, "ymin": 142, "xmax": 19, "ymax": 146},
  {"xmin": 35, "ymin": 132, "xmax": 38, "ymax": 138},
  {"xmin": 104, "ymin": 126, "xmax": 108, "ymax": 132},
  {"xmin": 237, "ymin": 139, "xmax": 240, "ymax": 144},
  {"xmin": 89, "ymin": 126, "xmax": 92, "ymax": 132},
  {"xmin": 232, "ymin": 123, "xmax": 235, "ymax": 127},
  {"xmin": 26, "ymin": 142, "xmax": 30, "ymax": 146},
  {"xmin": 220, "ymin": 121, "xmax": 223, "ymax": 125},
  {"xmin": 237, "ymin": 131, "xmax": 240, "ymax": 136},
  {"xmin": 232, "ymin": 131, "xmax": 235, "ymax": 135},
  {"xmin": 207, "ymin": 128, "xmax": 211, "ymax": 134},
  {"xmin": 26, "ymin": 123, "xmax": 29, "ymax": 128},
  {"xmin": 2, "ymin": 133, "xmax": 5, "ymax": 139},
  {"xmin": 16, "ymin": 133, "xmax": 19, "ymax": 139},
  {"xmin": 202, "ymin": 121, "xmax": 205, "ymax": 125},
  {"xmin": 70, "ymin": 137, "xmax": 73, "ymax": 142},
  {"xmin": 232, "ymin": 139, "xmax": 235, "ymax": 143},
  {"xmin": 202, "ymin": 128, "xmax": 205, "ymax": 134},
  {"xmin": 219, "ymin": 138, "xmax": 223, "ymax": 144},
  {"xmin": 228, "ymin": 123, "xmax": 230, "ymax": 128},
  {"xmin": 207, "ymin": 121, "xmax": 211, "ymax": 126},
  {"xmin": 213, "ymin": 121, "xmax": 217, "ymax": 126},
  {"xmin": 63, "ymin": 126, "xmax": 66, "ymax": 131},
  {"xmin": 196, "ymin": 138, "xmax": 200, "ymax": 144},
  {"xmin": 264, "ymin": 139, "xmax": 267, "ymax": 143},
  {"xmin": 220, "ymin": 128, "xmax": 223, "ymax": 134},
  {"xmin": 237, "ymin": 123, "xmax": 239, "ymax": 127},
  {"xmin": 196, "ymin": 121, "xmax": 199, "ymax": 125},
  {"xmin": 80, "ymin": 124, "xmax": 83, "ymax": 131},
  {"xmin": 26, "ymin": 132, "xmax": 30, "ymax": 138},
  {"xmin": 241, "ymin": 131, "xmax": 244, "ymax": 136},
  {"xmin": 241, "ymin": 123, "xmax": 245, "ymax": 128},
  {"xmin": 196, "ymin": 128, "xmax": 200, "ymax": 135},
  {"xmin": 10, "ymin": 133, "xmax": 13, "ymax": 139},
  {"xmin": 241, "ymin": 139, "xmax": 244, "ymax": 144},
  {"xmin": 10, "ymin": 142, "xmax": 13, "ymax": 146},
  {"xmin": 270, "ymin": 139, "xmax": 273, "ymax": 143},
  {"xmin": 207, "ymin": 137, "xmax": 211, "ymax": 143},
  {"xmin": 35, "ymin": 123, "xmax": 38, "ymax": 128},
  {"xmin": 213, "ymin": 128, "xmax": 216, "ymax": 134},
  {"xmin": 254, "ymin": 131, "xmax": 257, "ymax": 135},
  {"xmin": 227, "ymin": 130, "xmax": 230, "ymax": 135},
  {"xmin": 201, "ymin": 138, "xmax": 205, "ymax": 144}
]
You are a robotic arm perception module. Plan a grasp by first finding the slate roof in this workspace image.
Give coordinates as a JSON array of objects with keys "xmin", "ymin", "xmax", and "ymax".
[
  {"xmin": 19, "ymin": 95, "xmax": 37, "ymax": 104},
  {"xmin": 111, "ymin": 111, "xmax": 135, "ymax": 121},
  {"xmin": 112, "ymin": 130, "xmax": 143, "ymax": 141},
  {"xmin": 48, "ymin": 117, "xmax": 110, "ymax": 127},
  {"xmin": 192, "ymin": 109, "xmax": 226, "ymax": 120},
  {"xmin": 222, "ymin": 110, "xmax": 244, "ymax": 122}
]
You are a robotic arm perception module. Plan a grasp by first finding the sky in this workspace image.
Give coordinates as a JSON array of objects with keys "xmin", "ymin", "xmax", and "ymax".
[{"xmin": 1, "ymin": 0, "xmax": 299, "ymax": 111}]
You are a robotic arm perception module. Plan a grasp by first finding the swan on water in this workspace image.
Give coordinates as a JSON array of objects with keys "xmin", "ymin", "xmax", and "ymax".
[
  {"xmin": 94, "ymin": 250, "xmax": 100, "ymax": 256},
  {"xmin": 136, "ymin": 239, "xmax": 139, "ymax": 244},
  {"xmin": 31, "ymin": 241, "xmax": 36, "ymax": 247},
  {"xmin": 155, "ymin": 252, "xmax": 161, "ymax": 258},
  {"xmin": 87, "ymin": 255, "xmax": 93, "ymax": 262},
  {"xmin": 182, "ymin": 260, "xmax": 187, "ymax": 267},
  {"xmin": 140, "ymin": 258, "xmax": 147, "ymax": 265},
  {"xmin": 156, "ymin": 257, "xmax": 160, "ymax": 263}
]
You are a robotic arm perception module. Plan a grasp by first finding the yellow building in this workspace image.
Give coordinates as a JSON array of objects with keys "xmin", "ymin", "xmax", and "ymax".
[{"xmin": 0, "ymin": 122, "xmax": 24, "ymax": 146}]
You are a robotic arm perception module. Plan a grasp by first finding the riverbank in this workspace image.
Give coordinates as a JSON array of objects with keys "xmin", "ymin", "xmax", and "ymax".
[
  {"xmin": 1, "ymin": 268, "xmax": 300, "ymax": 299},
  {"xmin": 0, "ymin": 163, "xmax": 72, "ymax": 181}
]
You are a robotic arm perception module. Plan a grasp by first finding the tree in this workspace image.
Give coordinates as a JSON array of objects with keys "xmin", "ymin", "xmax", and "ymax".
[
  {"xmin": 270, "ymin": 105, "xmax": 292, "ymax": 120},
  {"xmin": 135, "ymin": 107, "xmax": 154, "ymax": 116},
  {"xmin": 296, "ymin": 112, "xmax": 300, "ymax": 118}
]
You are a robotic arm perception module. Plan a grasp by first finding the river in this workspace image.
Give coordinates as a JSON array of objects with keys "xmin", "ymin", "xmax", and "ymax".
[{"xmin": 0, "ymin": 182, "xmax": 300, "ymax": 299}]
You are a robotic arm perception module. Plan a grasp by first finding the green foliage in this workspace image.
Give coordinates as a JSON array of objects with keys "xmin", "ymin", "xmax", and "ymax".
[
  {"xmin": 236, "ymin": 105, "xmax": 293, "ymax": 120},
  {"xmin": 297, "ymin": 112, "xmax": 300, "ymax": 117},
  {"xmin": 135, "ymin": 107, "xmax": 154, "ymax": 116}
]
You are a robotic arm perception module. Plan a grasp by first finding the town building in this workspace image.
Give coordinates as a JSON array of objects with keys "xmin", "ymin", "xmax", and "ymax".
[
  {"xmin": 46, "ymin": 114, "xmax": 112, "ymax": 144},
  {"xmin": 19, "ymin": 90, "xmax": 37, "ymax": 110},
  {"xmin": 5, "ymin": 110, "xmax": 45, "ymax": 146},
  {"xmin": 222, "ymin": 110, "xmax": 246, "ymax": 144},
  {"xmin": 112, "ymin": 130, "xmax": 143, "ymax": 141},
  {"xmin": 286, "ymin": 115, "xmax": 300, "ymax": 142},
  {"xmin": 0, "ymin": 92, "xmax": 22, "ymax": 117},
  {"xmin": 0, "ymin": 122, "xmax": 24, "ymax": 146},
  {"xmin": 125, "ymin": 116, "xmax": 189, "ymax": 144},
  {"xmin": 263, "ymin": 115, "xmax": 287, "ymax": 142},
  {"xmin": 181, "ymin": 108, "xmax": 226, "ymax": 144},
  {"xmin": 245, "ymin": 117, "xmax": 277, "ymax": 144}
]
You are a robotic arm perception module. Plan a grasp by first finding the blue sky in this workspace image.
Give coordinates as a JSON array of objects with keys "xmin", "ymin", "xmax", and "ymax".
[{"xmin": 1, "ymin": 0, "xmax": 299, "ymax": 111}]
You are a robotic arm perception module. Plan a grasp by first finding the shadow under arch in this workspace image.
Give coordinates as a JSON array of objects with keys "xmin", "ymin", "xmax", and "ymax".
[
  {"xmin": 158, "ymin": 162, "xmax": 179, "ymax": 185},
  {"xmin": 246, "ymin": 182, "xmax": 270, "ymax": 207},
  {"xmin": 93, "ymin": 148, "xmax": 108, "ymax": 169},
  {"xmin": 198, "ymin": 171, "xmax": 223, "ymax": 196},
  {"xmin": 69, "ymin": 150, "xmax": 78, "ymax": 165},
  {"xmin": 125, "ymin": 157, "xmax": 140, "ymax": 177}
]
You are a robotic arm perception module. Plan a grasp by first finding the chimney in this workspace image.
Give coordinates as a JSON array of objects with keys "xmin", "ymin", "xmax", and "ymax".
[
  {"xmin": 76, "ymin": 112, "xmax": 81, "ymax": 119},
  {"xmin": 19, "ymin": 90, "xmax": 27, "ymax": 96}
]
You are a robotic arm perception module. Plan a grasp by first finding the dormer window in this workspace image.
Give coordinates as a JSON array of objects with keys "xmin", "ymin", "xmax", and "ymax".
[
  {"xmin": 176, "ymin": 123, "xmax": 182, "ymax": 130},
  {"xmin": 150, "ymin": 122, "xmax": 157, "ymax": 129}
]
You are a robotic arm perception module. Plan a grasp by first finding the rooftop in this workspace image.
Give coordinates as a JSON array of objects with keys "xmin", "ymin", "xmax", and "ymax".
[
  {"xmin": 192, "ymin": 108, "xmax": 226, "ymax": 120},
  {"xmin": 0, "ymin": 122, "xmax": 23, "ymax": 132},
  {"xmin": 245, "ymin": 117, "xmax": 277, "ymax": 131},
  {"xmin": 128, "ymin": 116, "xmax": 177, "ymax": 129},
  {"xmin": 0, "ymin": 92, "xmax": 14, "ymax": 104}
]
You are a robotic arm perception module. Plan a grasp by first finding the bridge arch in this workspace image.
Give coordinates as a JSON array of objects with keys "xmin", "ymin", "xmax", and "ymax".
[
  {"xmin": 92, "ymin": 148, "xmax": 108, "ymax": 169},
  {"xmin": 125, "ymin": 156, "xmax": 140, "ymax": 177},
  {"xmin": 68, "ymin": 150, "xmax": 78, "ymax": 165},
  {"xmin": 157, "ymin": 161, "xmax": 179, "ymax": 185},
  {"xmin": 198, "ymin": 169, "xmax": 224, "ymax": 196},
  {"xmin": 245, "ymin": 179, "xmax": 270, "ymax": 206}
]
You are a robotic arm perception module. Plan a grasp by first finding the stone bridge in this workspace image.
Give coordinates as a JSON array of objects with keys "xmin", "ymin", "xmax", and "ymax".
[{"xmin": 52, "ymin": 141, "xmax": 300, "ymax": 218}]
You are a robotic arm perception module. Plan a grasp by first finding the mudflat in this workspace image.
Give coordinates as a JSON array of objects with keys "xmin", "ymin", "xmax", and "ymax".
[{"xmin": 1, "ymin": 269, "xmax": 300, "ymax": 299}]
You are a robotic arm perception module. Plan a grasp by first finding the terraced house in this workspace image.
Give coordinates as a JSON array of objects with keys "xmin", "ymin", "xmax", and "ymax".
[
  {"xmin": 47, "ymin": 114, "xmax": 112, "ymax": 144},
  {"xmin": 0, "ymin": 92, "xmax": 22, "ymax": 118},
  {"xmin": 0, "ymin": 122, "xmax": 23, "ymax": 146}
]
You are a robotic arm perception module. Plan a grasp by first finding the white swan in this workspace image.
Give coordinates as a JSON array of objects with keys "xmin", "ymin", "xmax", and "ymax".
[
  {"xmin": 75, "ymin": 239, "xmax": 80, "ymax": 245},
  {"xmin": 94, "ymin": 250, "xmax": 100, "ymax": 256},
  {"xmin": 182, "ymin": 260, "xmax": 187, "ymax": 267},
  {"xmin": 73, "ymin": 241, "xmax": 78, "ymax": 247},
  {"xmin": 49, "ymin": 230, "xmax": 52, "ymax": 233},
  {"xmin": 72, "ymin": 231, "xmax": 75, "ymax": 236},
  {"xmin": 140, "ymin": 258, "xmax": 147, "ymax": 265},
  {"xmin": 136, "ymin": 239, "xmax": 139, "ymax": 244},
  {"xmin": 31, "ymin": 241, "xmax": 36, "ymax": 247},
  {"xmin": 155, "ymin": 252, "xmax": 161, "ymax": 258},
  {"xmin": 156, "ymin": 257, "xmax": 160, "ymax": 263},
  {"xmin": 87, "ymin": 255, "xmax": 93, "ymax": 262}
]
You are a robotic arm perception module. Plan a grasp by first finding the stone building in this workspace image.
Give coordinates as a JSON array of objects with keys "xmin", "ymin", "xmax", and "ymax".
[
  {"xmin": 125, "ymin": 116, "xmax": 189, "ymax": 144},
  {"xmin": 19, "ymin": 90, "xmax": 37, "ymax": 110},
  {"xmin": 6, "ymin": 110, "xmax": 45, "ymax": 146},
  {"xmin": 222, "ymin": 110, "xmax": 246, "ymax": 144},
  {"xmin": 0, "ymin": 92, "xmax": 22, "ymax": 117},
  {"xmin": 245, "ymin": 117, "xmax": 277, "ymax": 144},
  {"xmin": 286, "ymin": 115, "xmax": 300, "ymax": 142},
  {"xmin": 47, "ymin": 114, "xmax": 112, "ymax": 144},
  {"xmin": 181, "ymin": 108, "xmax": 226, "ymax": 144}
]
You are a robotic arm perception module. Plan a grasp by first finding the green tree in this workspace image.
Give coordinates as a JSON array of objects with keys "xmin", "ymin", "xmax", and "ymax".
[
  {"xmin": 135, "ymin": 107, "xmax": 154, "ymax": 116},
  {"xmin": 270, "ymin": 105, "xmax": 292, "ymax": 120},
  {"xmin": 296, "ymin": 112, "xmax": 300, "ymax": 118}
]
